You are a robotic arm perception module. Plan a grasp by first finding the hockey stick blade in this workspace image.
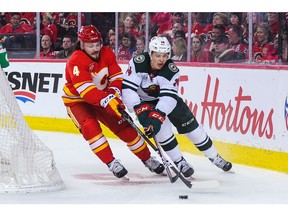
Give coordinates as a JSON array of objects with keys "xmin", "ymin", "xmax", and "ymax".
[{"xmin": 164, "ymin": 165, "xmax": 178, "ymax": 183}]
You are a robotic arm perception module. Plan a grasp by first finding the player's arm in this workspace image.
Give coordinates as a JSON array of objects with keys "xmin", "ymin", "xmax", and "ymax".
[
  {"xmin": 122, "ymin": 59, "xmax": 143, "ymax": 112},
  {"xmin": 105, "ymin": 47, "xmax": 123, "ymax": 98},
  {"xmin": 156, "ymin": 72, "xmax": 179, "ymax": 116}
]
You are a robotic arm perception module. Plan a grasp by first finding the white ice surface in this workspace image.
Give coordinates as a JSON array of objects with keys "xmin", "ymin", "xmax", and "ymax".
[{"xmin": 1, "ymin": 131, "xmax": 288, "ymax": 215}]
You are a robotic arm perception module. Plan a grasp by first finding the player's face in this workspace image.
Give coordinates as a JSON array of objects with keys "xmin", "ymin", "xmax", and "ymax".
[
  {"xmin": 82, "ymin": 42, "xmax": 102, "ymax": 61},
  {"xmin": 150, "ymin": 52, "xmax": 169, "ymax": 70}
]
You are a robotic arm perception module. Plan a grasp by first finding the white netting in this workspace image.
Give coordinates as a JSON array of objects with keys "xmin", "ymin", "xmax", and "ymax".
[{"xmin": 0, "ymin": 69, "xmax": 64, "ymax": 193}]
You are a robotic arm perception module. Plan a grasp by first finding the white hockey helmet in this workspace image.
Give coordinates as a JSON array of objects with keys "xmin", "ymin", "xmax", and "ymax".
[{"xmin": 149, "ymin": 36, "xmax": 171, "ymax": 58}]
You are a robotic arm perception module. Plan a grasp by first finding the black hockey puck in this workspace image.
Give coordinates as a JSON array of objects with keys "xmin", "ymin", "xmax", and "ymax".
[{"xmin": 179, "ymin": 195, "xmax": 188, "ymax": 199}]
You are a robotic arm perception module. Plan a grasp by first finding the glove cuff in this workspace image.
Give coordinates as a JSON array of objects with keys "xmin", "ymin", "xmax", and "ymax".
[
  {"xmin": 134, "ymin": 103, "xmax": 151, "ymax": 116},
  {"xmin": 100, "ymin": 94, "xmax": 115, "ymax": 108},
  {"xmin": 148, "ymin": 109, "xmax": 166, "ymax": 123},
  {"xmin": 108, "ymin": 87, "xmax": 121, "ymax": 98}
]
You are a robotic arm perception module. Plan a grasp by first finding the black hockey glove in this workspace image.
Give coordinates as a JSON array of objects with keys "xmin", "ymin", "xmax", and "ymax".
[
  {"xmin": 145, "ymin": 109, "xmax": 166, "ymax": 138},
  {"xmin": 134, "ymin": 102, "xmax": 152, "ymax": 127}
]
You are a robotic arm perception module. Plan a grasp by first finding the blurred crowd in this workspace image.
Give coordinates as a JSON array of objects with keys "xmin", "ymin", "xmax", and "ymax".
[{"xmin": 0, "ymin": 12, "xmax": 288, "ymax": 64}]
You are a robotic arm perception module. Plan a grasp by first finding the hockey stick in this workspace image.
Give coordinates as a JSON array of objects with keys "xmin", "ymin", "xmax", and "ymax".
[
  {"xmin": 118, "ymin": 107, "xmax": 220, "ymax": 189},
  {"xmin": 117, "ymin": 106, "xmax": 178, "ymax": 183},
  {"xmin": 152, "ymin": 135, "xmax": 192, "ymax": 189}
]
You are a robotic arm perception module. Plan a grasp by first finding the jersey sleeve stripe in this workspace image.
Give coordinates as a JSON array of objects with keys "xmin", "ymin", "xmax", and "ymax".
[
  {"xmin": 122, "ymin": 79, "xmax": 138, "ymax": 91},
  {"xmin": 75, "ymin": 82, "xmax": 96, "ymax": 93}
]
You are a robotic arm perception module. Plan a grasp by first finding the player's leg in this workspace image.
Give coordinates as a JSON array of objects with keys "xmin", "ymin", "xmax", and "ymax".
[
  {"xmin": 169, "ymin": 97, "xmax": 232, "ymax": 172},
  {"xmin": 155, "ymin": 119, "xmax": 194, "ymax": 177},
  {"xmin": 99, "ymin": 110, "xmax": 164, "ymax": 174},
  {"xmin": 66, "ymin": 103, "xmax": 127, "ymax": 178},
  {"xmin": 185, "ymin": 124, "xmax": 232, "ymax": 171}
]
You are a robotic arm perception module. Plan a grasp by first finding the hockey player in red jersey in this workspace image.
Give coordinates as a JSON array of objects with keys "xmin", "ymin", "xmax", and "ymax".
[
  {"xmin": 122, "ymin": 36, "xmax": 232, "ymax": 177},
  {"xmin": 62, "ymin": 25, "xmax": 164, "ymax": 178}
]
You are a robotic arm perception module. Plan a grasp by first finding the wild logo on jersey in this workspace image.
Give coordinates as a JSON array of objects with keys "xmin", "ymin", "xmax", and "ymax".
[
  {"xmin": 134, "ymin": 54, "xmax": 145, "ymax": 63},
  {"xmin": 168, "ymin": 63, "xmax": 178, "ymax": 73},
  {"xmin": 143, "ymin": 84, "xmax": 160, "ymax": 98}
]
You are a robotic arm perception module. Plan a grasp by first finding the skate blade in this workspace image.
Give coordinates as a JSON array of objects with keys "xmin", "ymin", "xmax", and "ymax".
[
  {"xmin": 120, "ymin": 176, "xmax": 130, "ymax": 181},
  {"xmin": 226, "ymin": 168, "xmax": 235, "ymax": 174}
]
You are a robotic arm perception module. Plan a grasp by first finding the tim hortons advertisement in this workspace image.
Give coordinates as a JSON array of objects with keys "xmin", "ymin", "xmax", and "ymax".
[
  {"xmin": 3, "ymin": 62, "xmax": 288, "ymax": 152},
  {"xmin": 177, "ymin": 66, "xmax": 288, "ymax": 152}
]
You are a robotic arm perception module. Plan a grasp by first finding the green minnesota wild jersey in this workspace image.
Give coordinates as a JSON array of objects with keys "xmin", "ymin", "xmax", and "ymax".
[
  {"xmin": 122, "ymin": 52, "xmax": 181, "ymax": 115},
  {"xmin": 0, "ymin": 47, "xmax": 9, "ymax": 69}
]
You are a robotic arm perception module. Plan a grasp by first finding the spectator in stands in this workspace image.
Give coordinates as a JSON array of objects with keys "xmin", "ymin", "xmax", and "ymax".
[
  {"xmin": 55, "ymin": 12, "xmax": 68, "ymax": 40},
  {"xmin": 104, "ymin": 28, "xmax": 115, "ymax": 46},
  {"xmin": 108, "ymin": 33, "xmax": 116, "ymax": 53},
  {"xmin": 273, "ymin": 33, "xmax": 288, "ymax": 63},
  {"xmin": 203, "ymin": 12, "xmax": 229, "ymax": 36},
  {"xmin": 202, "ymin": 24, "xmax": 226, "ymax": 55},
  {"xmin": 229, "ymin": 13, "xmax": 243, "ymax": 27},
  {"xmin": 228, "ymin": 24, "xmax": 248, "ymax": 59},
  {"xmin": 242, "ymin": 12, "xmax": 264, "ymax": 44},
  {"xmin": 119, "ymin": 15, "xmax": 140, "ymax": 38},
  {"xmin": 0, "ymin": 13, "xmax": 7, "ymax": 28},
  {"xmin": 18, "ymin": 12, "xmax": 36, "ymax": 25},
  {"xmin": 174, "ymin": 29, "xmax": 186, "ymax": 40},
  {"xmin": 56, "ymin": 35, "xmax": 75, "ymax": 59},
  {"xmin": 170, "ymin": 22, "xmax": 184, "ymax": 41},
  {"xmin": 171, "ymin": 37, "xmax": 187, "ymax": 62},
  {"xmin": 0, "ymin": 12, "xmax": 33, "ymax": 34},
  {"xmin": 151, "ymin": 12, "xmax": 173, "ymax": 36},
  {"xmin": 132, "ymin": 36, "xmax": 146, "ymax": 57},
  {"xmin": 38, "ymin": 34, "xmax": 57, "ymax": 59},
  {"xmin": 252, "ymin": 23, "xmax": 278, "ymax": 64},
  {"xmin": 64, "ymin": 12, "xmax": 86, "ymax": 39},
  {"xmin": 118, "ymin": 33, "xmax": 136, "ymax": 60},
  {"xmin": 190, "ymin": 35, "xmax": 213, "ymax": 62},
  {"xmin": 183, "ymin": 12, "xmax": 205, "ymax": 37},
  {"xmin": 172, "ymin": 12, "xmax": 184, "ymax": 25},
  {"xmin": 213, "ymin": 34, "xmax": 245, "ymax": 63},
  {"xmin": 267, "ymin": 12, "xmax": 279, "ymax": 41},
  {"xmin": 138, "ymin": 13, "xmax": 153, "ymax": 37},
  {"xmin": 41, "ymin": 13, "xmax": 58, "ymax": 44}
]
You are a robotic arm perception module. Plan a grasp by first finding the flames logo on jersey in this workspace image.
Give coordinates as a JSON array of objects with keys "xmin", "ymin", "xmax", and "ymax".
[
  {"xmin": 253, "ymin": 52, "xmax": 263, "ymax": 62},
  {"xmin": 285, "ymin": 96, "xmax": 288, "ymax": 131}
]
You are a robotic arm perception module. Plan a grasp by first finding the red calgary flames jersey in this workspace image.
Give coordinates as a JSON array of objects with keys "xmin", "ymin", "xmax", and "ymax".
[
  {"xmin": 62, "ymin": 46, "xmax": 123, "ymax": 107},
  {"xmin": 252, "ymin": 42, "xmax": 278, "ymax": 64}
]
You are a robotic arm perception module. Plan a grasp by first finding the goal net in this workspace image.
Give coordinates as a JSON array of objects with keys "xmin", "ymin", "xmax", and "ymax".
[{"xmin": 0, "ymin": 69, "xmax": 64, "ymax": 193}]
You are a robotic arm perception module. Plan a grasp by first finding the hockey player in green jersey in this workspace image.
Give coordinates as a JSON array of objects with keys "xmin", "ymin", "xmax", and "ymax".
[
  {"xmin": 0, "ymin": 36, "xmax": 9, "ymax": 69},
  {"xmin": 122, "ymin": 36, "xmax": 232, "ymax": 177}
]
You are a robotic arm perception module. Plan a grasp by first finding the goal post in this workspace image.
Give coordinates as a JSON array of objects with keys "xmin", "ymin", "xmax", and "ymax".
[{"xmin": 0, "ymin": 67, "xmax": 64, "ymax": 193}]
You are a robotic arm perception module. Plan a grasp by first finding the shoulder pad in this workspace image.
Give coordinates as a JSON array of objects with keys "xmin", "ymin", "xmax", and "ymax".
[
  {"xmin": 132, "ymin": 52, "xmax": 150, "ymax": 73},
  {"xmin": 158, "ymin": 60, "xmax": 179, "ymax": 81},
  {"xmin": 133, "ymin": 54, "xmax": 146, "ymax": 64}
]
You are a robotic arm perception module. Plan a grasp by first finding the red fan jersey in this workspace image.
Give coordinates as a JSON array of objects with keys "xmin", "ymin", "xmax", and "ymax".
[
  {"xmin": 62, "ymin": 46, "xmax": 123, "ymax": 107},
  {"xmin": 253, "ymin": 42, "xmax": 278, "ymax": 64}
]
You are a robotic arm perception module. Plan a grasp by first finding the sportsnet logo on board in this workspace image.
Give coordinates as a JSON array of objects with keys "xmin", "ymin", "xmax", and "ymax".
[
  {"xmin": 285, "ymin": 96, "xmax": 288, "ymax": 131},
  {"xmin": 13, "ymin": 90, "xmax": 36, "ymax": 103}
]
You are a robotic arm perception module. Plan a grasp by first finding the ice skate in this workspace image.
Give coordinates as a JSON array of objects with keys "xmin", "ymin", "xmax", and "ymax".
[
  {"xmin": 175, "ymin": 157, "xmax": 194, "ymax": 177},
  {"xmin": 108, "ymin": 159, "xmax": 128, "ymax": 178},
  {"xmin": 143, "ymin": 157, "xmax": 165, "ymax": 174},
  {"xmin": 209, "ymin": 154, "xmax": 232, "ymax": 172}
]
